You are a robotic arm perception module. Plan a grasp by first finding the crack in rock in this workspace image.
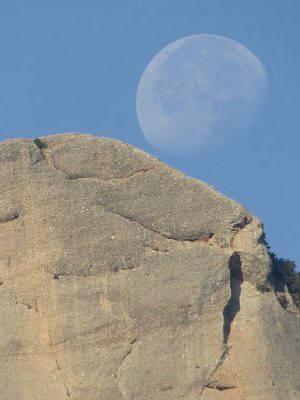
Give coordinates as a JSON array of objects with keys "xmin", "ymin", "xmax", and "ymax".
[
  {"xmin": 105, "ymin": 207, "xmax": 215, "ymax": 243},
  {"xmin": 223, "ymin": 252, "xmax": 243, "ymax": 344},
  {"xmin": 54, "ymin": 358, "xmax": 71, "ymax": 397},
  {"xmin": 103, "ymin": 207, "xmax": 251, "ymax": 249},
  {"xmin": 0, "ymin": 212, "xmax": 19, "ymax": 223},
  {"xmin": 115, "ymin": 338, "xmax": 138, "ymax": 398},
  {"xmin": 200, "ymin": 252, "xmax": 243, "ymax": 397},
  {"xmin": 231, "ymin": 215, "xmax": 253, "ymax": 232},
  {"xmin": 66, "ymin": 167, "xmax": 152, "ymax": 182},
  {"xmin": 33, "ymin": 145, "xmax": 153, "ymax": 183},
  {"xmin": 229, "ymin": 216, "xmax": 253, "ymax": 248},
  {"xmin": 199, "ymin": 345, "xmax": 229, "ymax": 397},
  {"xmin": 205, "ymin": 381, "xmax": 237, "ymax": 391}
]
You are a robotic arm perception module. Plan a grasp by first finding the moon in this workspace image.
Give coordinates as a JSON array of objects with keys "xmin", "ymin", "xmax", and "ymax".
[{"xmin": 136, "ymin": 34, "xmax": 268, "ymax": 156}]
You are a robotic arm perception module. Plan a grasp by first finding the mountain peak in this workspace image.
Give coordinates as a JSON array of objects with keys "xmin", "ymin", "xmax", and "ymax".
[{"xmin": 0, "ymin": 133, "xmax": 299, "ymax": 399}]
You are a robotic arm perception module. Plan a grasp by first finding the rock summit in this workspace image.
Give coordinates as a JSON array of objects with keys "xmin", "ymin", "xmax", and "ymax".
[{"xmin": 0, "ymin": 134, "xmax": 299, "ymax": 399}]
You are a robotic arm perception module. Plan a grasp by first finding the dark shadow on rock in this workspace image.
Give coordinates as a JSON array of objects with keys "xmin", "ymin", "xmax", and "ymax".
[{"xmin": 223, "ymin": 252, "xmax": 243, "ymax": 344}]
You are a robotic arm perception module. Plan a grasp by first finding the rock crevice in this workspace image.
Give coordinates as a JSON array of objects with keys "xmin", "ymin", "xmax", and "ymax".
[{"xmin": 223, "ymin": 252, "xmax": 244, "ymax": 344}]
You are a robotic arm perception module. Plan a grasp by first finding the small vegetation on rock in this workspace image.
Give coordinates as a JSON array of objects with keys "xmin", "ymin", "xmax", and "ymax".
[
  {"xmin": 277, "ymin": 293, "xmax": 289, "ymax": 309},
  {"xmin": 256, "ymin": 281, "xmax": 271, "ymax": 293},
  {"xmin": 269, "ymin": 252, "xmax": 300, "ymax": 307},
  {"xmin": 33, "ymin": 138, "xmax": 47, "ymax": 150},
  {"xmin": 261, "ymin": 233, "xmax": 300, "ymax": 307}
]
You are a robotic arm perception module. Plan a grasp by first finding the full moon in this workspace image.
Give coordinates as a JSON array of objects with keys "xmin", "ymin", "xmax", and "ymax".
[{"xmin": 136, "ymin": 34, "xmax": 268, "ymax": 156}]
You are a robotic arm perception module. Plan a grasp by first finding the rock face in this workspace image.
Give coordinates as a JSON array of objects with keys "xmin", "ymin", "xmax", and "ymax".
[{"xmin": 0, "ymin": 133, "xmax": 299, "ymax": 400}]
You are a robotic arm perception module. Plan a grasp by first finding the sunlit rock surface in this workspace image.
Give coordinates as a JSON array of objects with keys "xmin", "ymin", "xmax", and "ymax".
[{"xmin": 0, "ymin": 134, "xmax": 299, "ymax": 399}]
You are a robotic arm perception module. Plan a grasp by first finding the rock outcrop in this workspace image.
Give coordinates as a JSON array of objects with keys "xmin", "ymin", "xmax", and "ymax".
[{"xmin": 0, "ymin": 133, "xmax": 299, "ymax": 400}]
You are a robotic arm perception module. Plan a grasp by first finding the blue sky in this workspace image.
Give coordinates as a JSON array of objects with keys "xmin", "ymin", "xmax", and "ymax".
[{"xmin": 0, "ymin": 0, "xmax": 299, "ymax": 266}]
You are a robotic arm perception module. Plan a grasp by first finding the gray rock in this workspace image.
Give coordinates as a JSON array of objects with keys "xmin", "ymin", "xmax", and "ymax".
[{"xmin": 0, "ymin": 133, "xmax": 299, "ymax": 399}]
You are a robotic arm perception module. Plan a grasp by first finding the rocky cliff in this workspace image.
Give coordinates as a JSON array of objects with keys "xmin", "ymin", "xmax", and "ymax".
[{"xmin": 0, "ymin": 133, "xmax": 299, "ymax": 400}]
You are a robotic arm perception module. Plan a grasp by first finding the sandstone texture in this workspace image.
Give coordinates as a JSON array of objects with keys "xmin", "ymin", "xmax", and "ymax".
[{"xmin": 0, "ymin": 133, "xmax": 299, "ymax": 400}]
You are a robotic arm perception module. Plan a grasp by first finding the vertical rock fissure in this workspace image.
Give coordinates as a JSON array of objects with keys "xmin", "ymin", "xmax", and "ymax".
[
  {"xmin": 200, "ymin": 252, "xmax": 243, "ymax": 397},
  {"xmin": 223, "ymin": 252, "xmax": 243, "ymax": 344},
  {"xmin": 115, "ymin": 338, "xmax": 138, "ymax": 399},
  {"xmin": 54, "ymin": 358, "xmax": 71, "ymax": 397}
]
